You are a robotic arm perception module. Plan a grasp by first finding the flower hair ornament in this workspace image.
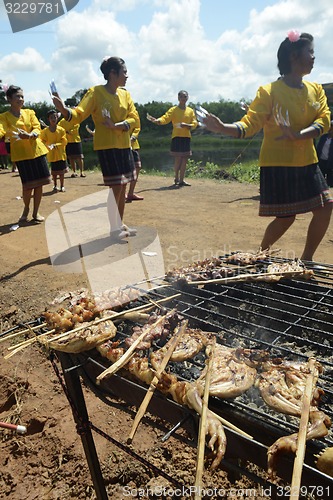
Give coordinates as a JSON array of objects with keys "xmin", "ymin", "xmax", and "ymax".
[{"xmin": 287, "ymin": 29, "xmax": 301, "ymax": 42}]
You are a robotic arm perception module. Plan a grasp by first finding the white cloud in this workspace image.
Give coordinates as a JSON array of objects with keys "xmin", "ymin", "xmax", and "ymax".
[
  {"xmin": 0, "ymin": 0, "xmax": 332, "ymax": 105},
  {"xmin": 0, "ymin": 47, "xmax": 51, "ymax": 73}
]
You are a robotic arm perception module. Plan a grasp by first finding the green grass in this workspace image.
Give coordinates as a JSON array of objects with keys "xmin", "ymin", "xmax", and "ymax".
[{"xmin": 81, "ymin": 140, "xmax": 260, "ymax": 184}]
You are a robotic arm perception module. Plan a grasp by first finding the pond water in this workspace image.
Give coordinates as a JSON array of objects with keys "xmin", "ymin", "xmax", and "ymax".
[
  {"xmin": 139, "ymin": 145, "xmax": 260, "ymax": 172},
  {"xmin": 83, "ymin": 144, "xmax": 260, "ymax": 173}
]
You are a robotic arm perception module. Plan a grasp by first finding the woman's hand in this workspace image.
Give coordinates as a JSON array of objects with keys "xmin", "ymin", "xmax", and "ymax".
[
  {"xmin": 52, "ymin": 95, "xmax": 69, "ymax": 119},
  {"xmin": 203, "ymin": 113, "xmax": 225, "ymax": 133}
]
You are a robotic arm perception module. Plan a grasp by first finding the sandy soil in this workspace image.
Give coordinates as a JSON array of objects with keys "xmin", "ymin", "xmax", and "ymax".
[{"xmin": 0, "ymin": 168, "xmax": 332, "ymax": 499}]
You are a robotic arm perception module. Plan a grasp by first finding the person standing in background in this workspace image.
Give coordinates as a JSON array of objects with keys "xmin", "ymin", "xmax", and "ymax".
[
  {"xmin": 58, "ymin": 118, "xmax": 85, "ymax": 177},
  {"xmin": 316, "ymin": 120, "xmax": 333, "ymax": 187},
  {"xmin": 203, "ymin": 31, "xmax": 332, "ymax": 262},
  {"xmin": 40, "ymin": 109, "xmax": 68, "ymax": 192},
  {"xmin": 149, "ymin": 90, "xmax": 198, "ymax": 186},
  {"xmin": 52, "ymin": 56, "xmax": 140, "ymax": 242},
  {"xmin": 126, "ymin": 123, "xmax": 144, "ymax": 202},
  {"xmin": 0, "ymin": 85, "xmax": 51, "ymax": 222}
]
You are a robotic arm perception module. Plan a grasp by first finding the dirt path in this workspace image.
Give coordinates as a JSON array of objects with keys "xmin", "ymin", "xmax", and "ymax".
[{"xmin": 0, "ymin": 169, "xmax": 332, "ymax": 499}]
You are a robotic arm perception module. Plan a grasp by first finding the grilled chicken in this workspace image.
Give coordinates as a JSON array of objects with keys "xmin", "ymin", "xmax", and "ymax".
[{"xmin": 256, "ymin": 359, "xmax": 331, "ymax": 477}]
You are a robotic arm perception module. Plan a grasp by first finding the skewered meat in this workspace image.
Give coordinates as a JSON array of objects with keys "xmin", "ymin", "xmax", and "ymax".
[
  {"xmin": 196, "ymin": 345, "xmax": 269, "ymax": 398},
  {"xmin": 44, "ymin": 320, "xmax": 117, "ymax": 353},
  {"xmin": 315, "ymin": 447, "xmax": 333, "ymax": 477},
  {"xmin": 263, "ymin": 260, "xmax": 314, "ymax": 281},
  {"xmin": 43, "ymin": 287, "xmax": 142, "ymax": 333},
  {"xmin": 165, "ymin": 258, "xmax": 234, "ymax": 282},
  {"xmin": 256, "ymin": 359, "xmax": 331, "ymax": 477},
  {"xmin": 224, "ymin": 248, "xmax": 279, "ymax": 265},
  {"xmin": 97, "ymin": 340, "xmax": 227, "ymax": 469},
  {"xmin": 124, "ymin": 309, "xmax": 183, "ymax": 350},
  {"xmin": 150, "ymin": 328, "xmax": 213, "ymax": 365}
]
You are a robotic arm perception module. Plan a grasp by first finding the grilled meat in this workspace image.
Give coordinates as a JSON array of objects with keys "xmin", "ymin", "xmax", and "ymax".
[{"xmin": 257, "ymin": 359, "xmax": 331, "ymax": 477}]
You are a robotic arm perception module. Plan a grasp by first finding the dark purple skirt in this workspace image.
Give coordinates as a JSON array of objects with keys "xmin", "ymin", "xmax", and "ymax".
[
  {"xmin": 259, "ymin": 164, "xmax": 333, "ymax": 216},
  {"xmin": 66, "ymin": 142, "xmax": 84, "ymax": 158},
  {"xmin": 16, "ymin": 155, "xmax": 51, "ymax": 190},
  {"xmin": 132, "ymin": 149, "xmax": 141, "ymax": 169},
  {"xmin": 97, "ymin": 148, "xmax": 136, "ymax": 186},
  {"xmin": 50, "ymin": 160, "xmax": 68, "ymax": 175},
  {"xmin": 170, "ymin": 137, "xmax": 192, "ymax": 157}
]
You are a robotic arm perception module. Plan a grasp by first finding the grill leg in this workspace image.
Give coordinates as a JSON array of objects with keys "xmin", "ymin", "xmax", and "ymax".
[{"xmin": 58, "ymin": 353, "xmax": 108, "ymax": 500}]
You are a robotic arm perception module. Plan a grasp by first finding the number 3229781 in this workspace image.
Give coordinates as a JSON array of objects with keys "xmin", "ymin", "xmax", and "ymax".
[{"xmin": 5, "ymin": 3, "xmax": 61, "ymax": 14}]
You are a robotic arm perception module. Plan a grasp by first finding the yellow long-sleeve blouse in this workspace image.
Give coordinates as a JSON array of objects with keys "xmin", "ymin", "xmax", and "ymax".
[
  {"xmin": 65, "ymin": 85, "xmax": 140, "ymax": 150},
  {"xmin": 40, "ymin": 126, "xmax": 68, "ymax": 162},
  {"xmin": 58, "ymin": 120, "xmax": 81, "ymax": 143},
  {"xmin": 0, "ymin": 109, "xmax": 49, "ymax": 162},
  {"xmin": 158, "ymin": 106, "xmax": 198, "ymax": 138},
  {"xmin": 235, "ymin": 79, "xmax": 331, "ymax": 167}
]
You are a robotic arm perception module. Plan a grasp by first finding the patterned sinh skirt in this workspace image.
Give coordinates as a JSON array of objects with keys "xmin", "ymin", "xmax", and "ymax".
[
  {"xmin": 259, "ymin": 164, "xmax": 333, "ymax": 217},
  {"xmin": 16, "ymin": 155, "xmax": 51, "ymax": 190},
  {"xmin": 170, "ymin": 137, "xmax": 192, "ymax": 157},
  {"xmin": 50, "ymin": 160, "xmax": 68, "ymax": 175},
  {"xmin": 98, "ymin": 148, "xmax": 136, "ymax": 186},
  {"xmin": 66, "ymin": 142, "xmax": 84, "ymax": 159},
  {"xmin": 132, "ymin": 149, "xmax": 142, "ymax": 169}
]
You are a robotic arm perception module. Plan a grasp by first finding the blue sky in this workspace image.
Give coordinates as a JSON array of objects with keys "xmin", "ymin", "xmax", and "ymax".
[{"xmin": 0, "ymin": 0, "xmax": 332, "ymax": 106}]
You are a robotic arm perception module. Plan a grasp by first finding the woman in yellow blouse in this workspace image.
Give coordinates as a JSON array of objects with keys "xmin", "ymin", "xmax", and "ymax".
[
  {"xmin": 52, "ymin": 56, "xmax": 140, "ymax": 242},
  {"xmin": 40, "ymin": 110, "xmax": 68, "ymax": 192},
  {"xmin": 204, "ymin": 31, "xmax": 332, "ymax": 262},
  {"xmin": 0, "ymin": 85, "xmax": 51, "ymax": 223},
  {"xmin": 150, "ymin": 90, "xmax": 198, "ymax": 186},
  {"xmin": 58, "ymin": 119, "xmax": 85, "ymax": 178}
]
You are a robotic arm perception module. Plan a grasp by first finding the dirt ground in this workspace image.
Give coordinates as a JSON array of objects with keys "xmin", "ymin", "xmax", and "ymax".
[{"xmin": 0, "ymin": 168, "xmax": 332, "ymax": 500}]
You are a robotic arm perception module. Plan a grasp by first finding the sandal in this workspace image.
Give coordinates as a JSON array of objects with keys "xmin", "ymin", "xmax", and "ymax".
[
  {"xmin": 80, "ymin": 173, "xmax": 86, "ymax": 178},
  {"xmin": 179, "ymin": 180, "xmax": 191, "ymax": 186},
  {"xmin": 121, "ymin": 224, "xmax": 137, "ymax": 236},
  {"xmin": 32, "ymin": 214, "xmax": 45, "ymax": 223},
  {"xmin": 110, "ymin": 229, "xmax": 129, "ymax": 243}
]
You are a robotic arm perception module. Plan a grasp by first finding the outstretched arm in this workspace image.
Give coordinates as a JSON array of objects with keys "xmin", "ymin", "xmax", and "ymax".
[{"xmin": 203, "ymin": 113, "xmax": 240, "ymax": 137}]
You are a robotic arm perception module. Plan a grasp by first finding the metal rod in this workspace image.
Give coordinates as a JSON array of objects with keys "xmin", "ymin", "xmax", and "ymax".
[
  {"xmin": 161, "ymin": 414, "xmax": 192, "ymax": 442},
  {"xmin": 57, "ymin": 353, "xmax": 108, "ymax": 500}
]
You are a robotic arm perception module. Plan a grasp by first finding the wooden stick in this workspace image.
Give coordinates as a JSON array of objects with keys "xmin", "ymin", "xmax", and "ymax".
[
  {"xmin": 194, "ymin": 338, "xmax": 216, "ymax": 499},
  {"xmin": 96, "ymin": 313, "xmax": 172, "ymax": 383},
  {"xmin": 187, "ymin": 270, "xmax": 306, "ymax": 286},
  {"xmin": 290, "ymin": 357, "xmax": 317, "ymax": 500},
  {"xmin": 209, "ymin": 410, "xmax": 253, "ymax": 440},
  {"xmin": 127, "ymin": 320, "xmax": 188, "ymax": 443},
  {"xmin": 0, "ymin": 323, "xmax": 47, "ymax": 343}
]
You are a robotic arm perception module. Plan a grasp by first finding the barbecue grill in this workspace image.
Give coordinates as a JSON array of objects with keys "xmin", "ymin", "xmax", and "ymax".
[
  {"xmin": 43, "ymin": 255, "xmax": 332, "ymax": 499},
  {"xmin": 6, "ymin": 255, "xmax": 333, "ymax": 499}
]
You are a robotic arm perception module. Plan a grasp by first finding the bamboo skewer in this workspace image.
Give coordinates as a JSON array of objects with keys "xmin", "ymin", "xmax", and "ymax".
[
  {"xmin": 127, "ymin": 320, "xmax": 188, "ymax": 444},
  {"xmin": 209, "ymin": 410, "xmax": 253, "ymax": 439},
  {"xmin": 290, "ymin": 357, "xmax": 317, "ymax": 500},
  {"xmin": 188, "ymin": 269, "xmax": 308, "ymax": 286},
  {"xmin": 4, "ymin": 295, "xmax": 181, "ymax": 359},
  {"xmin": 96, "ymin": 313, "xmax": 173, "ymax": 383},
  {"xmin": 0, "ymin": 323, "xmax": 47, "ymax": 343},
  {"xmin": 194, "ymin": 338, "xmax": 216, "ymax": 499}
]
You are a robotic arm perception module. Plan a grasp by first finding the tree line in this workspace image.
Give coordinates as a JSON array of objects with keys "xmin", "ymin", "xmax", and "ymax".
[{"xmin": 0, "ymin": 82, "xmax": 249, "ymax": 140}]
